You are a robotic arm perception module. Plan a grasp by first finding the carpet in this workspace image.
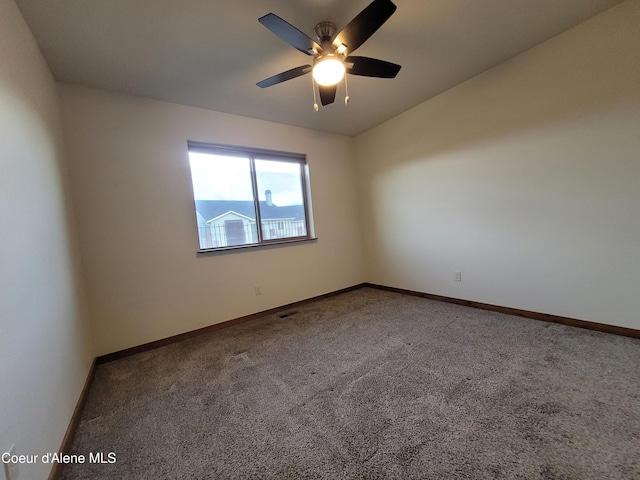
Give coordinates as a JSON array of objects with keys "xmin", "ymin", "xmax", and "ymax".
[{"xmin": 61, "ymin": 287, "xmax": 640, "ymax": 479}]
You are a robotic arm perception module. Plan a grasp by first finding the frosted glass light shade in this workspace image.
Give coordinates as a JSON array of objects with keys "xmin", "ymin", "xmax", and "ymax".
[{"xmin": 312, "ymin": 57, "xmax": 346, "ymax": 86}]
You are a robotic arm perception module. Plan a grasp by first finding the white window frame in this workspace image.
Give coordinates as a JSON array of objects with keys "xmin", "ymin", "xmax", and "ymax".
[{"xmin": 187, "ymin": 141, "xmax": 315, "ymax": 252}]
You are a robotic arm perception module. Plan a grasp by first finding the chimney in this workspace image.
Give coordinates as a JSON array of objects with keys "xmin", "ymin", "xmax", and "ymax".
[{"xmin": 265, "ymin": 189, "xmax": 273, "ymax": 207}]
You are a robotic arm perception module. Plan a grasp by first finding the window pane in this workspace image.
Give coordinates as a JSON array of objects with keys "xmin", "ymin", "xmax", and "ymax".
[
  {"xmin": 188, "ymin": 152, "xmax": 258, "ymax": 249},
  {"xmin": 187, "ymin": 142, "xmax": 312, "ymax": 251},
  {"xmin": 255, "ymin": 159, "xmax": 307, "ymax": 240}
]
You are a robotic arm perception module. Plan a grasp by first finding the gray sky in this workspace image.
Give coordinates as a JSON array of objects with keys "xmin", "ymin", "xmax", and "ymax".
[{"xmin": 188, "ymin": 152, "xmax": 303, "ymax": 206}]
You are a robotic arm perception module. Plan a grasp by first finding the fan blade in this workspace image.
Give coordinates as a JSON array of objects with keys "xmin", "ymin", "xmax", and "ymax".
[
  {"xmin": 259, "ymin": 13, "xmax": 322, "ymax": 55},
  {"xmin": 257, "ymin": 65, "xmax": 312, "ymax": 88},
  {"xmin": 345, "ymin": 56, "xmax": 401, "ymax": 78},
  {"xmin": 332, "ymin": 0, "xmax": 396, "ymax": 55},
  {"xmin": 319, "ymin": 85, "xmax": 337, "ymax": 106}
]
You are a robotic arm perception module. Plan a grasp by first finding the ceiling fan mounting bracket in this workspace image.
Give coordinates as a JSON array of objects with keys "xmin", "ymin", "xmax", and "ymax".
[{"xmin": 314, "ymin": 22, "xmax": 337, "ymax": 46}]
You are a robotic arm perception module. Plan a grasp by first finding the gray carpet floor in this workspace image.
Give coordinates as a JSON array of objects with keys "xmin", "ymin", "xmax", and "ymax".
[{"xmin": 61, "ymin": 287, "xmax": 640, "ymax": 479}]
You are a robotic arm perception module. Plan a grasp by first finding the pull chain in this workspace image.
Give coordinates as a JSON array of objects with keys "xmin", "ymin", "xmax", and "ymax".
[
  {"xmin": 312, "ymin": 77, "xmax": 319, "ymax": 112},
  {"xmin": 344, "ymin": 74, "xmax": 350, "ymax": 105}
]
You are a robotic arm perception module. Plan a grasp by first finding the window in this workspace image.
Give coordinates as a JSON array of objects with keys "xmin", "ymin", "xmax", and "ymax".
[{"xmin": 187, "ymin": 142, "xmax": 313, "ymax": 251}]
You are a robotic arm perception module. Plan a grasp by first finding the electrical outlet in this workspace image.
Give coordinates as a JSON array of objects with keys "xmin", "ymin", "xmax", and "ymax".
[
  {"xmin": 3, "ymin": 444, "xmax": 19, "ymax": 480},
  {"xmin": 254, "ymin": 285, "xmax": 262, "ymax": 296},
  {"xmin": 454, "ymin": 271, "xmax": 462, "ymax": 282}
]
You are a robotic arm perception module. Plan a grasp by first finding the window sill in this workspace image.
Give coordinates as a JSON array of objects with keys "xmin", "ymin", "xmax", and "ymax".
[{"xmin": 196, "ymin": 237, "xmax": 318, "ymax": 255}]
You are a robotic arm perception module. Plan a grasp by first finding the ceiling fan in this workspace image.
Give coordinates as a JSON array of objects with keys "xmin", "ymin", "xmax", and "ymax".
[{"xmin": 256, "ymin": 0, "xmax": 401, "ymax": 109}]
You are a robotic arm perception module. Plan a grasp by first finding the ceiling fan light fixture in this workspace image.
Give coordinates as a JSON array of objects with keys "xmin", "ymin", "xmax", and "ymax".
[
  {"xmin": 312, "ymin": 56, "xmax": 346, "ymax": 86},
  {"xmin": 257, "ymin": 0, "xmax": 401, "ymax": 107}
]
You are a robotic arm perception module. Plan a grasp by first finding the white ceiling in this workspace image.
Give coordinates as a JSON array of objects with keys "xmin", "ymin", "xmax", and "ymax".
[{"xmin": 16, "ymin": 0, "xmax": 624, "ymax": 137}]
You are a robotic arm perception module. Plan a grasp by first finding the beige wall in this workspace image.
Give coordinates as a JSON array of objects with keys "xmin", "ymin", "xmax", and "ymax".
[
  {"xmin": 0, "ymin": 0, "xmax": 94, "ymax": 478},
  {"xmin": 355, "ymin": 0, "xmax": 640, "ymax": 330},
  {"xmin": 3, "ymin": 1, "xmax": 639, "ymax": 477},
  {"xmin": 58, "ymin": 85, "xmax": 365, "ymax": 355}
]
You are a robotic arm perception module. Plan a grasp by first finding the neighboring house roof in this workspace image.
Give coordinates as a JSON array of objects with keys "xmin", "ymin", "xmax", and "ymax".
[
  {"xmin": 195, "ymin": 200, "xmax": 305, "ymax": 222},
  {"xmin": 208, "ymin": 210, "xmax": 255, "ymax": 224}
]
